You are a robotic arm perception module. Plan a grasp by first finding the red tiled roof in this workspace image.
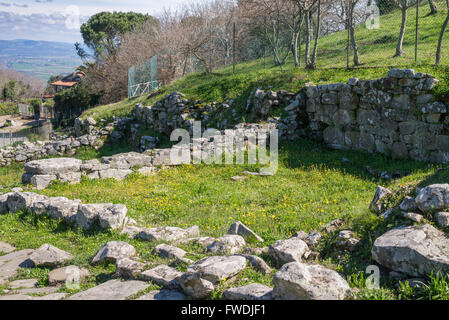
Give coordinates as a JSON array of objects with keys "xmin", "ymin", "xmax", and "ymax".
[{"xmin": 51, "ymin": 81, "xmax": 78, "ymax": 87}]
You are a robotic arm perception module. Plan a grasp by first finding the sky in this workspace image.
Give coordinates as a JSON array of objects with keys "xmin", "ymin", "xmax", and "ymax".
[{"xmin": 0, "ymin": 0, "xmax": 194, "ymax": 43}]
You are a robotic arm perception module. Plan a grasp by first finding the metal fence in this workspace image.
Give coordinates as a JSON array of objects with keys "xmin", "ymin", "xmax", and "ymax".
[
  {"xmin": 0, "ymin": 122, "xmax": 53, "ymax": 148},
  {"xmin": 18, "ymin": 103, "xmax": 53, "ymax": 119},
  {"xmin": 128, "ymin": 55, "xmax": 159, "ymax": 98}
]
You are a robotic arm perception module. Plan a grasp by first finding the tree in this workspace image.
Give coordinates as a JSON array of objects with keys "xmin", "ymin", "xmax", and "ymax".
[
  {"xmin": 428, "ymin": 0, "xmax": 438, "ymax": 14},
  {"xmin": 77, "ymin": 12, "xmax": 155, "ymax": 61},
  {"xmin": 436, "ymin": 0, "xmax": 449, "ymax": 65},
  {"xmin": 392, "ymin": 0, "xmax": 415, "ymax": 57},
  {"xmin": 2, "ymin": 80, "xmax": 15, "ymax": 101}
]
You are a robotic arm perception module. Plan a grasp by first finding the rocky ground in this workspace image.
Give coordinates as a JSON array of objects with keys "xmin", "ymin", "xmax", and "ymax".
[{"xmin": 0, "ymin": 182, "xmax": 448, "ymax": 300}]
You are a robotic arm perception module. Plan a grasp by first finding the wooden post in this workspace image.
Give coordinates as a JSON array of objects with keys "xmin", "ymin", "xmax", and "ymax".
[
  {"xmin": 347, "ymin": 0, "xmax": 351, "ymax": 69},
  {"xmin": 233, "ymin": 22, "xmax": 236, "ymax": 74},
  {"xmin": 415, "ymin": 0, "xmax": 419, "ymax": 63}
]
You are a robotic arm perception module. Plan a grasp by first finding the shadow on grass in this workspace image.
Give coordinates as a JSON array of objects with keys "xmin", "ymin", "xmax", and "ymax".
[{"xmin": 278, "ymin": 137, "xmax": 436, "ymax": 184}]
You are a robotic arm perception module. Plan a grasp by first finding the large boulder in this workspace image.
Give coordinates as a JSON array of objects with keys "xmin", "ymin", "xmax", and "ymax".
[
  {"xmin": 187, "ymin": 255, "xmax": 247, "ymax": 284},
  {"xmin": 268, "ymin": 237, "xmax": 309, "ymax": 267},
  {"xmin": 7, "ymin": 192, "xmax": 49, "ymax": 213},
  {"xmin": 101, "ymin": 152, "xmax": 153, "ymax": 170},
  {"xmin": 48, "ymin": 266, "xmax": 90, "ymax": 285},
  {"xmin": 415, "ymin": 184, "xmax": 449, "ymax": 213},
  {"xmin": 29, "ymin": 244, "xmax": 73, "ymax": 268},
  {"xmin": 272, "ymin": 262, "xmax": 350, "ymax": 300},
  {"xmin": 24, "ymin": 158, "xmax": 82, "ymax": 175},
  {"xmin": 372, "ymin": 224, "xmax": 449, "ymax": 277},
  {"xmin": 92, "ymin": 241, "xmax": 136, "ymax": 265}
]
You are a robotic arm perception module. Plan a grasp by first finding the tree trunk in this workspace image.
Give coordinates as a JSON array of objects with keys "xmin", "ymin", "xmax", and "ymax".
[
  {"xmin": 305, "ymin": 11, "xmax": 312, "ymax": 66},
  {"xmin": 436, "ymin": 1, "xmax": 449, "ymax": 65},
  {"xmin": 429, "ymin": 0, "xmax": 438, "ymax": 14},
  {"xmin": 395, "ymin": 4, "xmax": 408, "ymax": 57},
  {"xmin": 309, "ymin": 0, "xmax": 321, "ymax": 69}
]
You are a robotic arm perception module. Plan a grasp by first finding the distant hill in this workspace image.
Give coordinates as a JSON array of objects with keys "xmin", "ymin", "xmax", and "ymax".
[{"xmin": 0, "ymin": 39, "xmax": 82, "ymax": 82}]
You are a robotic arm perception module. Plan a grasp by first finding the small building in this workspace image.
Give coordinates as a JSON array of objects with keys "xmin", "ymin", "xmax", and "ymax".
[{"xmin": 51, "ymin": 71, "xmax": 85, "ymax": 92}]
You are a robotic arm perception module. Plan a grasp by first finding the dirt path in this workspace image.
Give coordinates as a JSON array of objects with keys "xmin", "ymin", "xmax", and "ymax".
[{"xmin": 0, "ymin": 115, "xmax": 40, "ymax": 133}]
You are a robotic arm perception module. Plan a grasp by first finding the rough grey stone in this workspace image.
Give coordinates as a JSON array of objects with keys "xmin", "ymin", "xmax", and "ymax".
[
  {"xmin": 272, "ymin": 262, "xmax": 350, "ymax": 300},
  {"xmin": 238, "ymin": 254, "xmax": 272, "ymax": 275},
  {"xmin": 415, "ymin": 184, "xmax": 449, "ymax": 212},
  {"xmin": 187, "ymin": 255, "xmax": 247, "ymax": 284},
  {"xmin": 29, "ymin": 244, "xmax": 73, "ymax": 268},
  {"xmin": 68, "ymin": 280, "xmax": 149, "ymax": 300},
  {"xmin": 372, "ymin": 224, "xmax": 449, "ymax": 277},
  {"xmin": 24, "ymin": 158, "xmax": 82, "ymax": 175},
  {"xmin": 140, "ymin": 265, "xmax": 183, "ymax": 288},
  {"xmin": 116, "ymin": 258, "xmax": 145, "ymax": 279},
  {"xmin": 207, "ymin": 235, "xmax": 246, "ymax": 255},
  {"xmin": 268, "ymin": 238, "xmax": 309, "ymax": 267},
  {"xmin": 224, "ymin": 284, "xmax": 273, "ymax": 300},
  {"xmin": 7, "ymin": 192, "xmax": 49, "ymax": 213},
  {"xmin": 48, "ymin": 265, "xmax": 90, "ymax": 285},
  {"xmin": 92, "ymin": 241, "xmax": 136, "ymax": 265},
  {"xmin": 370, "ymin": 186, "xmax": 392, "ymax": 214},
  {"xmin": 435, "ymin": 212, "xmax": 449, "ymax": 228},
  {"xmin": 178, "ymin": 272, "xmax": 214, "ymax": 299},
  {"xmin": 136, "ymin": 226, "xmax": 200, "ymax": 242},
  {"xmin": 30, "ymin": 175, "xmax": 57, "ymax": 190},
  {"xmin": 152, "ymin": 244, "xmax": 187, "ymax": 260},
  {"xmin": 136, "ymin": 290, "xmax": 186, "ymax": 300},
  {"xmin": 399, "ymin": 196, "xmax": 418, "ymax": 212},
  {"xmin": 0, "ymin": 249, "xmax": 34, "ymax": 285},
  {"xmin": 227, "ymin": 221, "xmax": 264, "ymax": 242},
  {"xmin": 0, "ymin": 241, "xmax": 15, "ymax": 254}
]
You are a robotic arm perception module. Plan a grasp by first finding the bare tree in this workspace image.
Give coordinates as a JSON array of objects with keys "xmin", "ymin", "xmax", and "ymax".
[
  {"xmin": 428, "ymin": 0, "xmax": 438, "ymax": 14},
  {"xmin": 436, "ymin": 0, "xmax": 449, "ymax": 65}
]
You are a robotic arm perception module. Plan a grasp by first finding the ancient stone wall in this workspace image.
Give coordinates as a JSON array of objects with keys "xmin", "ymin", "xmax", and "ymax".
[{"xmin": 302, "ymin": 69, "xmax": 448, "ymax": 164}]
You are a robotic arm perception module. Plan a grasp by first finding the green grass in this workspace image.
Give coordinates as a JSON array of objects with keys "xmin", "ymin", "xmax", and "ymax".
[
  {"xmin": 1, "ymin": 3, "xmax": 449, "ymax": 300},
  {"xmin": 0, "ymin": 138, "xmax": 448, "ymax": 299}
]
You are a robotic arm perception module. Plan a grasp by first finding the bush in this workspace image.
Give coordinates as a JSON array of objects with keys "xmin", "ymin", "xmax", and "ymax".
[
  {"xmin": 54, "ymin": 83, "xmax": 101, "ymax": 125},
  {"xmin": 0, "ymin": 102, "xmax": 18, "ymax": 116}
]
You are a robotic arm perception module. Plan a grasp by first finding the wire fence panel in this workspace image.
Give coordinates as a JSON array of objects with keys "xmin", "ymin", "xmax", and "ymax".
[{"xmin": 307, "ymin": 0, "xmax": 449, "ymax": 68}]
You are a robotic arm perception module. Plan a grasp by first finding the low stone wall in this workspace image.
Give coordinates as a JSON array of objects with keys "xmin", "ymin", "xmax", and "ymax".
[{"xmin": 302, "ymin": 69, "xmax": 448, "ymax": 163}]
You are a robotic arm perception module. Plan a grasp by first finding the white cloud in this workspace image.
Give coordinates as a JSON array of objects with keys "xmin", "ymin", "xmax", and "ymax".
[{"xmin": 0, "ymin": 0, "xmax": 198, "ymax": 43}]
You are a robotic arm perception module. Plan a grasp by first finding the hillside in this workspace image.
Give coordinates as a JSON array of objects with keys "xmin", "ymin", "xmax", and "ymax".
[{"xmin": 0, "ymin": 39, "xmax": 81, "ymax": 81}]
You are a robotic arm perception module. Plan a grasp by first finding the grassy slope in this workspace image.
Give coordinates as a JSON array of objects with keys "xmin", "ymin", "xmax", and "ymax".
[
  {"xmin": 81, "ymin": 1, "xmax": 449, "ymax": 121},
  {"xmin": 1, "ymin": 3, "xmax": 449, "ymax": 300}
]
